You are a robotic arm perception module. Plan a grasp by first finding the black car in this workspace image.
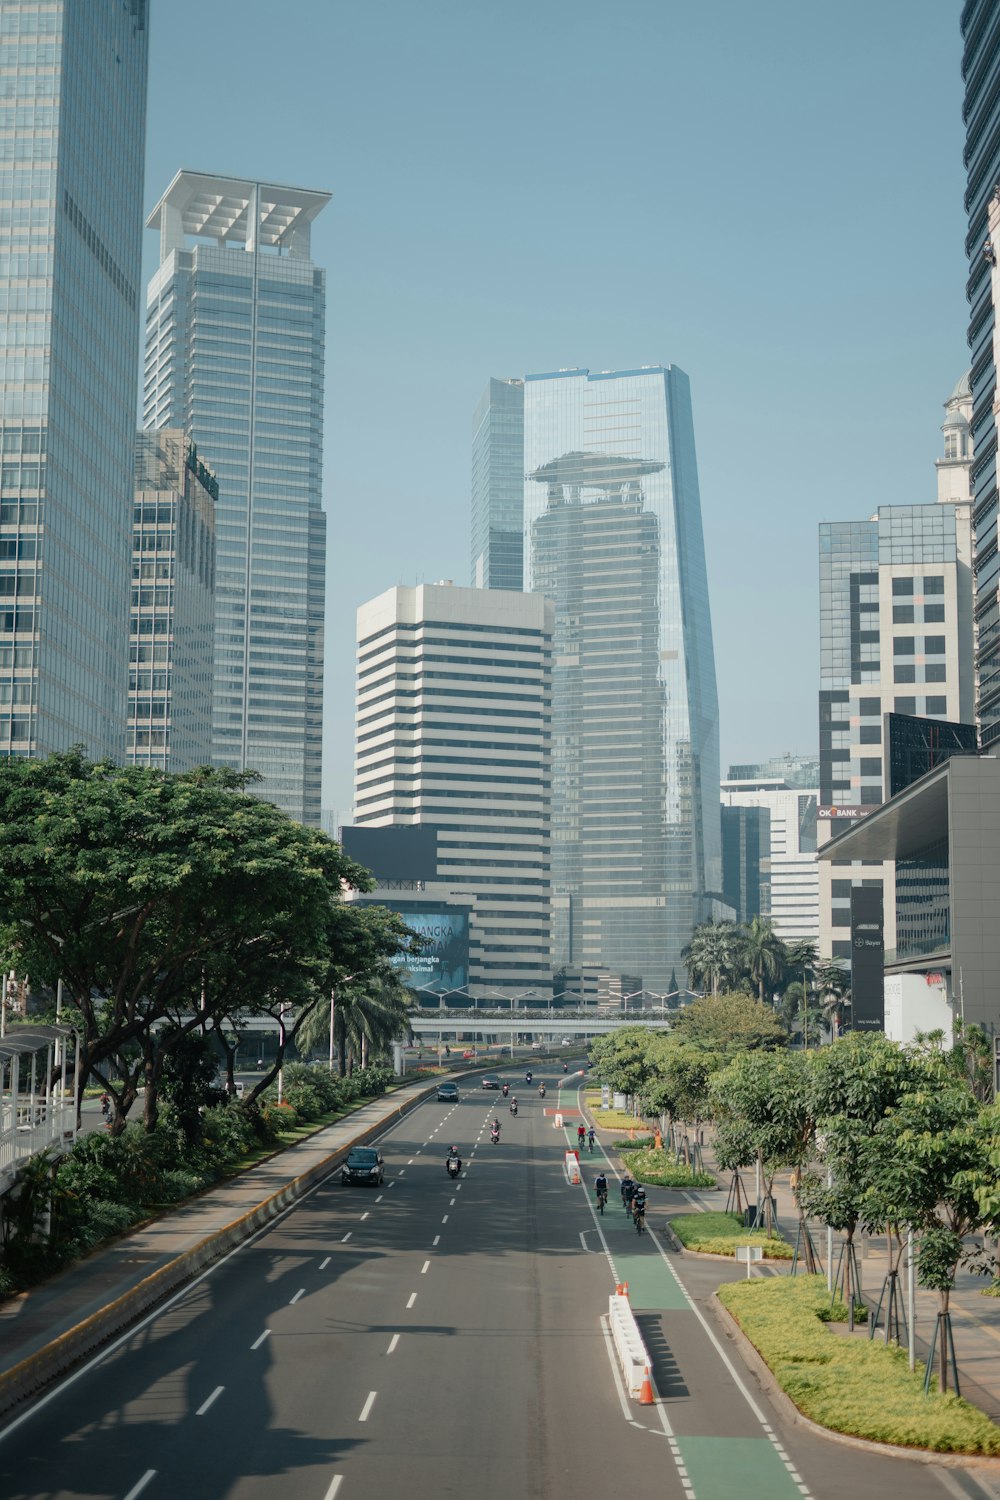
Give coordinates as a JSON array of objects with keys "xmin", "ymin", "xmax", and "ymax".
[
  {"xmin": 481, "ymin": 1075, "xmax": 501, "ymax": 1090},
  {"xmin": 341, "ymin": 1146, "xmax": 384, "ymax": 1186},
  {"xmin": 437, "ymin": 1080, "xmax": 459, "ymax": 1101}
]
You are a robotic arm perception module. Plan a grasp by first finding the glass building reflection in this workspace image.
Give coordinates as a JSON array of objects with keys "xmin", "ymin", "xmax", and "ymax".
[{"xmin": 523, "ymin": 367, "xmax": 720, "ymax": 991}]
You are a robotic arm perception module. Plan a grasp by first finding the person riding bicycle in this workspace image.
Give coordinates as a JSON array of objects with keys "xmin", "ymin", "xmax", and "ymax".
[
  {"xmin": 587, "ymin": 1126, "xmax": 596, "ymax": 1151},
  {"xmin": 577, "ymin": 1123, "xmax": 586, "ymax": 1150},
  {"xmin": 621, "ymin": 1173, "xmax": 636, "ymax": 1212},
  {"xmin": 632, "ymin": 1186, "xmax": 647, "ymax": 1225},
  {"xmin": 594, "ymin": 1171, "xmax": 608, "ymax": 1208},
  {"xmin": 100, "ymin": 1092, "xmax": 111, "ymax": 1120}
]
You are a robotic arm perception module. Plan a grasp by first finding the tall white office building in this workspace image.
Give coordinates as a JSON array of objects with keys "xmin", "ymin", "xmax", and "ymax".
[
  {"xmin": 721, "ymin": 768, "xmax": 819, "ymax": 944},
  {"xmin": 354, "ymin": 583, "xmax": 553, "ymax": 1000},
  {"xmin": 144, "ymin": 172, "xmax": 329, "ymax": 824}
]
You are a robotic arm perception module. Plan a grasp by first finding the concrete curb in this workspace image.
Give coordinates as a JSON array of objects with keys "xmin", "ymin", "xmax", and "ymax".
[
  {"xmin": 709, "ymin": 1291, "xmax": 1000, "ymax": 1472},
  {"xmin": 0, "ymin": 1080, "xmax": 438, "ymax": 1428}
]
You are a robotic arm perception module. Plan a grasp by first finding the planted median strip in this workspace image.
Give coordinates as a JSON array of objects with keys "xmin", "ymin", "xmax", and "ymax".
[
  {"xmin": 622, "ymin": 1148, "xmax": 717, "ymax": 1190},
  {"xmin": 670, "ymin": 1211, "xmax": 793, "ymax": 1258},
  {"xmin": 718, "ymin": 1274, "xmax": 1000, "ymax": 1454}
]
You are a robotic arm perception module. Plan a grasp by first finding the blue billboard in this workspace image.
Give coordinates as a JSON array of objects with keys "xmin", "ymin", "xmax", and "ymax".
[{"xmin": 392, "ymin": 909, "xmax": 469, "ymax": 992}]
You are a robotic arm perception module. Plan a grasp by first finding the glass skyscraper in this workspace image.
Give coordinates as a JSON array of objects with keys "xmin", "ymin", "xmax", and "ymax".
[
  {"xmin": 471, "ymin": 377, "xmax": 524, "ymax": 590},
  {"xmin": 144, "ymin": 172, "xmax": 329, "ymax": 825},
  {"xmin": 522, "ymin": 366, "xmax": 720, "ymax": 991},
  {"xmin": 0, "ymin": 1, "xmax": 148, "ymax": 759}
]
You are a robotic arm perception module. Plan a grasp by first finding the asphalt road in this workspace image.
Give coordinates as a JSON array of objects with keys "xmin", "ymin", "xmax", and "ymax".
[{"xmin": 0, "ymin": 1069, "xmax": 991, "ymax": 1500}]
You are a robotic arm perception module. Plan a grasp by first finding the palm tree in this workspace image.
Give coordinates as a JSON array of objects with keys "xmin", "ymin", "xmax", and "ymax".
[
  {"xmin": 682, "ymin": 921, "xmax": 741, "ymax": 999},
  {"xmin": 333, "ymin": 973, "xmax": 411, "ymax": 1075},
  {"xmin": 814, "ymin": 960, "xmax": 851, "ymax": 1038},
  {"xmin": 741, "ymin": 916, "xmax": 787, "ymax": 1004}
]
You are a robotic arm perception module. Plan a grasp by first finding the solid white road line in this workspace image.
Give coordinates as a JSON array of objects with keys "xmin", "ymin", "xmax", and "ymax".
[
  {"xmin": 322, "ymin": 1477, "xmax": 343, "ymax": 1500},
  {"xmin": 599, "ymin": 1315, "xmax": 639, "ymax": 1425},
  {"xmin": 358, "ymin": 1391, "xmax": 377, "ymax": 1422},
  {"xmin": 196, "ymin": 1385, "xmax": 224, "ymax": 1417},
  {"xmin": 290, "ymin": 1288, "xmax": 305, "ymax": 1305},
  {"xmin": 319, "ymin": 1256, "xmax": 331, "ymax": 1270},
  {"xmin": 432, "ymin": 1235, "xmax": 440, "ymax": 1246},
  {"xmin": 251, "ymin": 1329, "xmax": 271, "ymax": 1351},
  {"xmin": 386, "ymin": 1334, "xmax": 399, "ymax": 1355},
  {"xmin": 421, "ymin": 1259, "xmax": 430, "ymax": 1274},
  {"xmin": 406, "ymin": 1292, "xmax": 417, "ymax": 1309},
  {"xmin": 122, "ymin": 1470, "xmax": 156, "ymax": 1500},
  {"xmin": 342, "ymin": 1231, "xmax": 352, "ymax": 1242}
]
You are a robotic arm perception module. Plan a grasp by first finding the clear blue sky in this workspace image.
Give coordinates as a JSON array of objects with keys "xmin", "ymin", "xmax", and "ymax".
[{"xmin": 144, "ymin": 0, "xmax": 969, "ymax": 815}]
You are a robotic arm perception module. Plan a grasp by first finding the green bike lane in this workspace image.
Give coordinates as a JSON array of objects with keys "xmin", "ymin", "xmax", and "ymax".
[{"xmin": 561, "ymin": 1117, "xmax": 808, "ymax": 1500}]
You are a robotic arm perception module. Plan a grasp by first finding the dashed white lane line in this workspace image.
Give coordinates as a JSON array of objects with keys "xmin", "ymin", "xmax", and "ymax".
[
  {"xmin": 441, "ymin": 1214, "xmax": 448, "ymax": 1224},
  {"xmin": 251, "ymin": 1329, "xmax": 271, "ymax": 1350},
  {"xmin": 322, "ymin": 1477, "xmax": 343, "ymax": 1500},
  {"xmin": 389, "ymin": 1181, "xmax": 396, "ymax": 1189},
  {"xmin": 360, "ymin": 1212, "xmax": 369, "ymax": 1221},
  {"xmin": 433, "ymin": 1235, "xmax": 440, "ymax": 1246},
  {"xmin": 290, "ymin": 1288, "xmax": 305, "ymax": 1305},
  {"xmin": 358, "ymin": 1391, "xmax": 377, "ymax": 1422},
  {"xmin": 196, "ymin": 1385, "xmax": 225, "ymax": 1417},
  {"xmin": 398, "ymin": 1169, "xmax": 405, "ymax": 1176},
  {"xmin": 342, "ymin": 1231, "xmax": 352, "ymax": 1242},
  {"xmin": 449, "ymin": 1198, "xmax": 456, "ymax": 1206},
  {"xmin": 319, "ymin": 1256, "xmax": 331, "ymax": 1270},
  {"xmin": 408, "ymin": 1158, "xmax": 414, "ymax": 1165},
  {"xmin": 406, "ymin": 1292, "xmax": 417, "ymax": 1309},
  {"xmin": 123, "ymin": 1471, "xmax": 156, "ymax": 1500},
  {"xmin": 421, "ymin": 1259, "xmax": 430, "ymax": 1274},
  {"xmin": 375, "ymin": 1194, "xmax": 383, "ymax": 1203},
  {"xmin": 386, "ymin": 1334, "xmax": 399, "ymax": 1355}
]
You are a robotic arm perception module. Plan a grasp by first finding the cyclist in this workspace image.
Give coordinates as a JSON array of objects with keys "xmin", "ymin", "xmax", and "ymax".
[
  {"xmin": 632, "ymin": 1185, "xmax": 647, "ymax": 1232},
  {"xmin": 577, "ymin": 1122, "xmax": 586, "ymax": 1151},
  {"xmin": 621, "ymin": 1173, "xmax": 636, "ymax": 1214},
  {"xmin": 594, "ymin": 1171, "xmax": 609, "ymax": 1214},
  {"xmin": 587, "ymin": 1126, "xmax": 596, "ymax": 1153}
]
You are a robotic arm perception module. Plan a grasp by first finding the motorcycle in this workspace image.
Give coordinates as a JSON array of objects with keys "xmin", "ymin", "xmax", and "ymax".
[
  {"xmin": 501, "ymin": 1083, "xmax": 509, "ymax": 1098},
  {"xmin": 490, "ymin": 1125, "xmax": 500, "ymax": 1144},
  {"xmin": 562, "ymin": 1063, "xmax": 568, "ymax": 1073},
  {"xmin": 538, "ymin": 1083, "xmax": 546, "ymax": 1098},
  {"xmin": 446, "ymin": 1155, "xmax": 462, "ymax": 1178},
  {"xmin": 509, "ymin": 1099, "xmax": 518, "ymax": 1116},
  {"xmin": 525, "ymin": 1071, "xmax": 532, "ymax": 1084}
]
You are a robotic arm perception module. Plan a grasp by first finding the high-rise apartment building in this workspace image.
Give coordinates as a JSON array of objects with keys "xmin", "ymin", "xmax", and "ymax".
[
  {"xmin": 518, "ymin": 366, "xmax": 720, "ymax": 993},
  {"xmin": 129, "ymin": 431, "xmax": 216, "ymax": 773},
  {"xmin": 0, "ymin": 1, "xmax": 148, "ymax": 759},
  {"xmin": 144, "ymin": 172, "xmax": 329, "ymax": 824},
  {"xmin": 962, "ymin": 2, "xmax": 1000, "ymax": 745},
  {"xmin": 354, "ymin": 583, "xmax": 553, "ymax": 1000},
  {"xmin": 817, "ymin": 379, "xmax": 975, "ymax": 959},
  {"xmin": 471, "ymin": 377, "xmax": 524, "ymax": 590}
]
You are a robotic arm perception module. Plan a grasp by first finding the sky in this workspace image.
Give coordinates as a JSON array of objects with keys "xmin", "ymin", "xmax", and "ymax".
[{"xmin": 143, "ymin": 0, "xmax": 970, "ymax": 817}]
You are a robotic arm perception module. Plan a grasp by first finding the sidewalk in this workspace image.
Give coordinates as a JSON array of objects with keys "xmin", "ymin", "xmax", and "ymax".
[{"xmin": 0, "ymin": 1075, "xmax": 436, "ymax": 1392}]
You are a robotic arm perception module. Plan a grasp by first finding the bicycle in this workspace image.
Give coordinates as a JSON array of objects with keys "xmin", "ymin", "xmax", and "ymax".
[
  {"xmin": 633, "ymin": 1206, "xmax": 646, "ymax": 1235},
  {"xmin": 596, "ymin": 1188, "xmax": 608, "ymax": 1215}
]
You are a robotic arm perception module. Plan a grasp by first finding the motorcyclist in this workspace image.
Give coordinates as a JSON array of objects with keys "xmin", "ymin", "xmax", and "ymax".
[
  {"xmin": 525, "ymin": 1070, "xmax": 532, "ymax": 1084},
  {"xmin": 446, "ymin": 1145, "xmax": 462, "ymax": 1174},
  {"xmin": 621, "ymin": 1173, "xmax": 636, "ymax": 1213},
  {"xmin": 491, "ymin": 1119, "xmax": 500, "ymax": 1141},
  {"xmin": 502, "ymin": 1082, "xmax": 509, "ymax": 1098},
  {"xmin": 563, "ymin": 1062, "xmax": 568, "ymax": 1073},
  {"xmin": 509, "ymin": 1097, "xmax": 518, "ymax": 1116},
  {"xmin": 538, "ymin": 1082, "xmax": 546, "ymax": 1098}
]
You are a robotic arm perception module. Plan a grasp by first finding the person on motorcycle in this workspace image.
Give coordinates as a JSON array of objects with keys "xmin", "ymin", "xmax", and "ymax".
[
  {"xmin": 491, "ymin": 1119, "xmax": 500, "ymax": 1140},
  {"xmin": 446, "ymin": 1145, "xmax": 462, "ymax": 1174},
  {"xmin": 538, "ymin": 1082, "xmax": 546, "ymax": 1097},
  {"xmin": 525, "ymin": 1070, "xmax": 532, "ymax": 1084},
  {"xmin": 502, "ymin": 1082, "xmax": 509, "ymax": 1097},
  {"xmin": 594, "ymin": 1171, "xmax": 609, "ymax": 1209},
  {"xmin": 562, "ymin": 1062, "xmax": 568, "ymax": 1073},
  {"xmin": 510, "ymin": 1097, "xmax": 518, "ymax": 1116},
  {"xmin": 621, "ymin": 1173, "xmax": 636, "ymax": 1213}
]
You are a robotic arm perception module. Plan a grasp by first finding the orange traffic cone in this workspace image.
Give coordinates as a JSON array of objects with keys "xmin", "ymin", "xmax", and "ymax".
[
  {"xmin": 620, "ymin": 1281, "xmax": 629, "ymax": 1298},
  {"xmin": 638, "ymin": 1365, "xmax": 655, "ymax": 1405}
]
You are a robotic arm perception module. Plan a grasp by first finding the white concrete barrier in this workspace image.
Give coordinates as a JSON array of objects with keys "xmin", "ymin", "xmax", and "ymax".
[
  {"xmin": 554, "ymin": 1111, "xmax": 563, "ymax": 1129},
  {"xmin": 608, "ymin": 1292, "xmax": 649, "ymax": 1398},
  {"xmin": 564, "ymin": 1151, "xmax": 581, "ymax": 1184}
]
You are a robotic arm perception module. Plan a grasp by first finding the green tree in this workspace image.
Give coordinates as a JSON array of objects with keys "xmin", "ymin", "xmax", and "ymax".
[
  {"xmin": 710, "ymin": 1050, "xmax": 814, "ymax": 1243},
  {"xmin": 741, "ymin": 915, "xmax": 787, "ymax": 1004},
  {"xmin": 670, "ymin": 991, "xmax": 787, "ymax": 1055},
  {"xmin": 681, "ymin": 921, "xmax": 741, "ymax": 999},
  {"xmin": 813, "ymin": 960, "xmax": 851, "ymax": 1039}
]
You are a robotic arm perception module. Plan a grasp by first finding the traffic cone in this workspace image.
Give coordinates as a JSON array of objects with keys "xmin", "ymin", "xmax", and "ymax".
[
  {"xmin": 638, "ymin": 1365, "xmax": 654, "ymax": 1405},
  {"xmin": 619, "ymin": 1281, "xmax": 629, "ymax": 1298}
]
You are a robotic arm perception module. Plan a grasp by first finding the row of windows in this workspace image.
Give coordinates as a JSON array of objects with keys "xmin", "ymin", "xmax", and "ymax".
[
  {"xmin": 894, "ymin": 664, "xmax": 947, "ymax": 683},
  {"xmin": 891, "ymin": 575, "xmax": 944, "ymax": 596},
  {"xmin": 893, "ymin": 635, "xmax": 946, "ymax": 655}
]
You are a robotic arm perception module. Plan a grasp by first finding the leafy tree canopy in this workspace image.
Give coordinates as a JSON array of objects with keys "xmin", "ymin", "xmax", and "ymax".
[{"xmin": 670, "ymin": 991, "xmax": 787, "ymax": 1054}]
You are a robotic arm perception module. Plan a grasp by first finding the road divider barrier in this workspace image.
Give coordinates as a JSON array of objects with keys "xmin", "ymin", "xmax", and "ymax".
[
  {"xmin": 554, "ymin": 1112, "xmax": 563, "ymax": 1129},
  {"xmin": 564, "ymin": 1151, "xmax": 581, "ymax": 1184},
  {"xmin": 608, "ymin": 1286, "xmax": 651, "ymax": 1400}
]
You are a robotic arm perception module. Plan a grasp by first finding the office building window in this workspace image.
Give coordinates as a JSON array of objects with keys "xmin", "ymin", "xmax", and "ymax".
[
  {"xmin": 858, "ymin": 697, "xmax": 881, "ymax": 716},
  {"xmin": 860, "ymin": 785, "xmax": 882, "ymax": 804},
  {"xmin": 924, "ymin": 636, "xmax": 946, "ymax": 655},
  {"xmin": 924, "ymin": 604, "xmax": 945, "ymax": 623},
  {"xmin": 924, "ymin": 663, "xmax": 947, "ymax": 683},
  {"xmin": 925, "ymin": 696, "xmax": 947, "ymax": 714},
  {"xmin": 894, "ymin": 637, "xmax": 915, "ymax": 655},
  {"xmin": 893, "ymin": 604, "xmax": 915, "ymax": 623},
  {"xmin": 894, "ymin": 665, "xmax": 916, "ymax": 683},
  {"xmin": 859, "ymin": 757, "xmax": 882, "ymax": 775},
  {"xmin": 923, "ymin": 576, "xmax": 944, "ymax": 595},
  {"xmin": 894, "ymin": 697, "xmax": 917, "ymax": 714},
  {"xmin": 860, "ymin": 725, "xmax": 881, "ymax": 743},
  {"xmin": 892, "ymin": 578, "xmax": 914, "ymax": 596}
]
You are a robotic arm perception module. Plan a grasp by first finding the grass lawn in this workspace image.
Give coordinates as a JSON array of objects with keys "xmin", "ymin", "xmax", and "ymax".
[
  {"xmin": 622, "ymin": 1147, "xmax": 716, "ymax": 1189},
  {"xmin": 719, "ymin": 1274, "xmax": 1000, "ymax": 1454},
  {"xmin": 583, "ymin": 1088, "xmax": 648, "ymax": 1131},
  {"xmin": 670, "ymin": 1210, "xmax": 791, "ymax": 1258}
]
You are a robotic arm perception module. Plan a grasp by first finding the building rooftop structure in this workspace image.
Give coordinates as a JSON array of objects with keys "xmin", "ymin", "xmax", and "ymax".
[{"xmin": 147, "ymin": 170, "xmax": 331, "ymax": 258}]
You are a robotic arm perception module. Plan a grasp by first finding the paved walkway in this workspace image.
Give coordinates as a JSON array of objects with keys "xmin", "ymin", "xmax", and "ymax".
[
  {"xmin": 0, "ymin": 1075, "xmax": 435, "ymax": 1379},
  {"xmin": 576, "ymin": 1099, "xmax": 1000, "ymax": 1426}
]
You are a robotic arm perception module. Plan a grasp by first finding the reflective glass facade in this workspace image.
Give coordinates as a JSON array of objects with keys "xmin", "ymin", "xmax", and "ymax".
[
  {"xmin": 471, "ymin": 377, "xmax": 524, "ymax": 590},
  {"xmin": 144, "ymin": 174, "xmax": 328, "ymax": 824},
  {"xmin": 129, "ymin": 430, "xmax": 216, "ymax": 772},
  {"xmin": 0, "ymin": 1, "xmax": 148, "ymax": 759},
  {"xmin": 963, "ymin": 1, "xmax": 1000, "ymax": 743},
  {"xmin": 522, "ymin": 366, "xmax": 720, "ymax": 990}
]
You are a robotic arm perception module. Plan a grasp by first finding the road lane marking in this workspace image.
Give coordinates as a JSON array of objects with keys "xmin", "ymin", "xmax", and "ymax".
[
  {"xmin": 442, "ymin": 1214, "xmax": 448, "ymax": 1223},
  {"xmin": 389, "ymin": 1181, "xmax": 396, "ymax": 1188},
  {"xmin": 406, "ymin": 1292, "xmax": 417, "ymax": 1308},
  {"xmin": 359, "ymin": 1391, "xmax": 377, "ymax": 1422},
  {"xmin": 449, "ymin": 1198, "xmax": 456, "ymax": 1206},
  {"xmin": 375, "ymin": 1195, "xmax": 383, "ymax": 1203},
  {"xmin": 289, "ymin": 1289, "xmax": 305, "ymax": 1305},
  {"xmin": 387, "ymin": 1334, "xmax": 399, "ymax": 1354},
  {"xmin": 433, "ymin": 1235, "xmax": 440, "ymax": 1246},
  {"xmin": 398, "ymin": 1169, "xmax": 405, "ymax": 1176},
  {"xmin": 319, "ymin": 1256, "xmax": 331, "ymax": 1270},
  {"xmin": 342, "ymin": 1231, "xmax": 352, "ymax": 1241},
  {"xmin": 360, "ymin": 1212, "xmax": 369, "ymax": 1221},
  {"xmin": 251, "ymin": 1329, "xmax": 271, "ymax": 1350},
  {"xmin": 421, "ymin": 1259, "xmax": 430, "ymax": 1274},
  {"xmin": 196, "ymin": 1385, "xmax": 224, "ymax": 1416},
  {"xmin": 322, "ymin": 1478, "xmax": 343, "ymax": 1500},
  {"xmin": 123, "ymin": 1471, "xmax": 157, "ymax": 1500},
  {"xmin": 408, "ymin": 1158, "xmax": 414, "ymax": 1165}
]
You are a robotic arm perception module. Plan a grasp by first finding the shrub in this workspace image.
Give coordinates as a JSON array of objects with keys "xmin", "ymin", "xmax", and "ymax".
[
  {"xmin": 621, "ymin": 1147, "xmax": 716, "ymax": 1189},
  {"xmin": 719, "ymin": 1274, "xmax": 1000, "ymax": 1453},
  {"xmin": 669, "ymin": 1211, "xmax": 792, "ymax": 1258},
  {"xmin": 284, "ymin": 1082, "xmax": 323, "ymax": 1121}
]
